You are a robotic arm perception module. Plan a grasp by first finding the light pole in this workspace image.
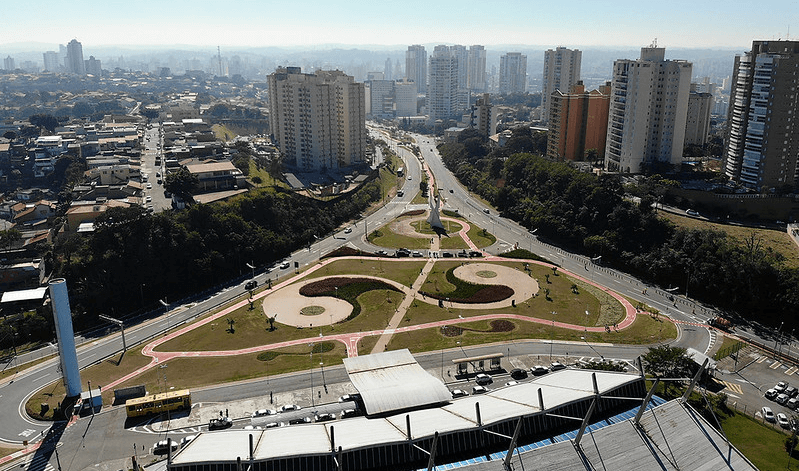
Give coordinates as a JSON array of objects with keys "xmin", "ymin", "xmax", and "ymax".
[
  {"xmin": 550, "ymin": 311, "xmax": 557, "ymax": 361},
  {"xmin": 310, "ymin": 343, "xmax": 315, "ymax": 411},
  {"xmin": 159, "ymin": 298, "xmax": 169, "ymax": 333},
  {"xmin": 320, "ymin": 361, "xmax": 327, "ymax": 393},
  {"xmin": 776, "ymin": 322, "xmax": 784, "ymax": 352},
  {"xmin": 246, "ymin": 262, "xmax": 255, "ymax": 280}
]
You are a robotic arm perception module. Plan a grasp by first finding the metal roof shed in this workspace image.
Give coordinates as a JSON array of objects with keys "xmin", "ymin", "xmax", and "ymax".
[{"xmin": 343, "ymin": 349, "xmax": 451, "ymax": 415}]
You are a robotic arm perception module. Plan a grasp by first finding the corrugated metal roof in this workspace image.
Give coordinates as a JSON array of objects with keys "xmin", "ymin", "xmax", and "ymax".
[
  {"xmin": 343, "ymin": 349, "xmax": 452, "ymax": 415},
  {"xmin": 1, "ymin": 287, "xmax": 47, "ymax": 303}
]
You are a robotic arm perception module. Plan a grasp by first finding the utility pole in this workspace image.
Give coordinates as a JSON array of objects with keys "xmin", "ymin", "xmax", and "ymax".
[{"xmin": 98, "ymin": 314, "xmax": 126, "ymax": 352}]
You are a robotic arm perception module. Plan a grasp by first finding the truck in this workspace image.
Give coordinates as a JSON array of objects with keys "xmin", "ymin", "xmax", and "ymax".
[{"xmin": 707, "ymin": 316, "xmax": 733, "ymax": 331}]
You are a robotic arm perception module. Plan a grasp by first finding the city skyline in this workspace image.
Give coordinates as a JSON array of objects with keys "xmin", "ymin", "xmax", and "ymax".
[{"xmin": 0, "ymin": 0, "xmax": 795, "ymax": 49}]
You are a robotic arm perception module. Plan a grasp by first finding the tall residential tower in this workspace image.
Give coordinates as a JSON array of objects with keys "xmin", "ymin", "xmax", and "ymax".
[
  {"xmin": 426, "ymin": 45, "xmax": 466, "ymax": 124},
  {"xmin": 542, "ymin": 47, "xmax": 582, "ymax": 125},
  {"xmin": 604, "ymin": 46, "xmax": 692, "ymax": 173},
  {"xmin": 65, "ymin": 39, "xmax": 85, "ymax": 75},
  {"xmin": 724, "ymin": 40, "xmax": 799, "ymax": 191},
  {"xmin": 406, "ymin": 45, "xmax": 427, "ymax": 93},
  {"xmin": 499, "ymin": 52, "xmax": 527, "ymax": 94}
]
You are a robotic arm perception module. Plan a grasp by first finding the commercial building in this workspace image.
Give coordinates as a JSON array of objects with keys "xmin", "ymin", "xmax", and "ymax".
[
  {"xmin": 684, "ymin": 87, "xmax": 713, "ymax": 146},
  {"xmin": 427, "ymin": 46, "xmax": 467, "ymax": 124},
  {"xmin": 405, "ymin": 45, "xmax": 427, "ymax": 93},
  {"xmin": 604, "ymin": 46, "xmax": 692, "ymax": 173},
  {"xmin": 547, "ymin": 82, "xmax": 611, "ymax": 161},
  {"xmin": 499, "ymin": 52, "xmax": 527, "ymax": 94},
  {"xmin": 393, "ymin": 79, "xmax": 418, "ymax": 117},
  {"xmin": 65, "ymin": 39, "xmax": 85, "ymax": 75},
  {"xmin": 542, "ymin": 47, "xmax": 582, "ymax": 125},
  {"xmin": 267, "ymin": 67, "xmax": 367, "ymax": 171},
  {"xmin": 724, "ymin": 40, "xmax": 799, "ymax": 191},
  {"xmin": 467, "ymin": 45, "xmax": 487, "ymax": 93}
]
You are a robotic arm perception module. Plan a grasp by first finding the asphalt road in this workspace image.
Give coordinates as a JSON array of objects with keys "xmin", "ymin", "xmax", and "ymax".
[{"xmin": 0, "ymin": 126, "xmax": 785, "ymax": 471}]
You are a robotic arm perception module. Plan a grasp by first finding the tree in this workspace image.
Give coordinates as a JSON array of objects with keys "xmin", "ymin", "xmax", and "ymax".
[
  {"xmin": 641, "ymin": 345, "xmax": 695, "ymax": 379},
  {"xmin": 0, "ymin": 229, "xmax": 22, "ymax": 250},
  {"xmin": 29, "ymin": 114, "xmax": 59, "ymax": 133},
  {"xmin": 164, "ymin": 168, "xmax": 199, "ymax": 196}
]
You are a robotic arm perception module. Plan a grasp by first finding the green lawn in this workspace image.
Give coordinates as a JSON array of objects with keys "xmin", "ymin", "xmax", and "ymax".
[
  {"xmin": 368, "ymin": 222, "xmax": 431, "ymax": 249},
  {"xmin": 466, "ymin": 224, "xmax": 496, "ymax": 248},
  {"xmin": 303, "ymin": 258, "xmax": 426, "ymax": 287},
  {"xmin": 724, "ymin": 410, "xmax": 799, "ymax": 469},
  {"xmin": 411, "ymin": 191, "xmax": 428, "ymax": 204},
  {"xmin": 411, "ymin": 220, "xmax": 463, "ymax": 235}
]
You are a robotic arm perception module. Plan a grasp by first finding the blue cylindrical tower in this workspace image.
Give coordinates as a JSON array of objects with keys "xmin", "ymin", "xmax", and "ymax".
[{"xmin": 49, "ymin": 278, "xmax": 81, "ymax": 397}]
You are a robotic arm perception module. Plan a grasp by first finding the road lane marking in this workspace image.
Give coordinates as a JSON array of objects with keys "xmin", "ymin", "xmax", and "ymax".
[
  {"xmin": 717, "ymin": 380, "xmax": 743, "ymax": 395},
  {"xmin": 786, "ymin": 367, "xmax": 798, "ymax": 375},
  {"xmin": 770, "ymin": 361, "xmax": 782, "ymax": 369}
]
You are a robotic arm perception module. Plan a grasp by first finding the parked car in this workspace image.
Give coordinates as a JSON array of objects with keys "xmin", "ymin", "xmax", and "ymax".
[
  {"xmin": 686, "ymin": 209, "xmax": 700, "ymax": 216},
  {"xmin": 762, "ymin": 406, "xmax": 776, "ymax": 422},
  {"xmin": 179, "ymin": 435, "xmax": 196, "ymax": 448},
  {"xmin": 263, "ymin": 422, "xmax": 285, "ymax": 428},
  {"xmin": 153, "ymin": 439, "xmax": 179, "ymax": 454},
  {"xmin": 510, "ymin": 368, "xmax": 528, "ymax": 380},
  {"xmin": 251, "ymin": 408, "xmax": 276, "ymax": 418},
  {"xmin": 550, "ymin": 362, "xmax": 567, "ymax": 371},
  {"xmin": 776, "ymin": 381, "xmax": 789, "ymax": 393},
  {"xmin": 785, "ymin": 386, "xmax": 798, "ymax": 398},
  {"xmin": 411, "ymin": 251, "xmax": 423, "ymax": 257},
  {"xmin": 245, "ymin": 280, "xmax": 258, "ymax": 291},
  {"xmin": 472, "ymin": 385, "xmax": 489, "ymax": 394},
  {"xmin": 280, "ymin": 404, "xmax": 301, "ymax": 412},
  {"xmin": 468, "ymin": 251, "xmax": 482, "ymax": 258},
  {"xmin": 778, "ymin": 413, "xmax": 791, "ymax": 429},
  {"xmin": 338, "ymin": 393, "xmax": 361, "ymax": 403},
  {"xmin": 315, "ymin": 413, "xmax": 336, "ymax": 422},
  {"xmin": 441, "ymin": 252, "xmax": 454, "ymax": 258},
  {"xmin": 209, "ymin": 416, "xmax": 233, "ymax": 430},
  {"xmin": 765, "ymin": 388, "xmax": 778, "ymax": 400},
  {"xmin": 397, "ymin": 190, "xmax": 404, "ymax": 197},
  {"xmin": 457, "ymin": 251, "xmax": 469, "ymax": 258},
  {"xmin": 375, "ymin": 250, "xmax": 388, "ymax": 256},
  {"xmin": 449, "ymin": 189, "xmax": 454, "ymax": 193},
  {"xmin": 531, "ymin": 365, "xmax": 549, "ymax": 376},
  {"xmin": 475, "ymin": 373, "xmax": 493, "ymax": 385},
  {"xmin": 505, "ymin": 381, "xmax": 519, "ymax": 387},
  {"xmin": 483, "ymin": 209, "xmax": 490, "ymax": 214},
  {"xmin": 787, "ymin": 398, "xmax": 799, "ymax": 410},
  {"xmin": 288, "ymin": 417, "xmax": 312, "ymax": 425},
  {"xmin": 776, "ymin": 393, "xmax": 790, "ymax": 405},
  {"xmin": 344, "ymin": 227, "xmax": 352, "ymax": 234},
  {"xmin": 451, "ymin": 389, "xmax": 469, "ymax": 398},
  {"xmin": 340, "ymin": 409, "xmax": 358, "ymax": 419}
]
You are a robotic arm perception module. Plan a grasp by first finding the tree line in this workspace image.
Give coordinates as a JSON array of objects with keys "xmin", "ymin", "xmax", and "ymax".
[{"xmin": 438, "ymin": 127, "xmax": 799, "ymax": 328}]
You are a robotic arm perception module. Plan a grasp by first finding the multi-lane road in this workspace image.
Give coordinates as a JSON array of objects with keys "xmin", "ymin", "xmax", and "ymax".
[{"xmin": 0, "ymin": 126, "xmax": 781, "ymax": 471}]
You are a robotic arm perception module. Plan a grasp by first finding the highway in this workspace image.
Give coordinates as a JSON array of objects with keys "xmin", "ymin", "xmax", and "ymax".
[{"xmin": 0, "ymin": 126, "xmax": 776, "ymax": 471}]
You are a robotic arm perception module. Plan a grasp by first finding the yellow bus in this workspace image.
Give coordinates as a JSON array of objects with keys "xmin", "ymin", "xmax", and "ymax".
[{"xmin": 125, "ymin": 389, "xmax": 191, "ymax": 418}]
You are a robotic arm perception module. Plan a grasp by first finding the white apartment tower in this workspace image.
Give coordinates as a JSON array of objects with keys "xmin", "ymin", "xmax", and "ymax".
[
  {"xmin": 724, "ymin": 40, "xmax": 799, "ymax": 191},
  {"xmin": 384, "ymin": 58, "xmax": 393, "ymax": 81},
  {"xmin": 427, "ymin": 46, "xmax": 466, "ymax": 124},
  {"xmin": 43, "ymin": 51, "xmax": 61, "ymax": 72},
  {"xmin": 542, "ymin": 47, "xmax": 582, "ymax": 125},
  {"xmin": 467, "ymin": 45, "xmax": 487, "ymax": 92},
  {"xmin": 451, "ymin": 45, "xmax": 469, "ymax": 92},
  {"xmin": 604, "ymin": 46, "xmax": 692, "ymax": 173},
  {"xmin": 268, "ymin": 67, "xmax": 367, "ymax": 171},
  {"xmin": 406, "ymin": 45, "xmax": 427, "ymax": 93},
  {"xmin": 3, "ymin": 56, "xmax": 14, "ymax": 71},
  {"xmin": 499, "ymin": 52, "xmax": 527, "ymax": 94},
  {"xmin": 65, "ymin": 39, "xmax": 85, "ymax": 75},
  {"xmin": 394, "ymin": 79, "xmax": 418, "ymax": 117}
]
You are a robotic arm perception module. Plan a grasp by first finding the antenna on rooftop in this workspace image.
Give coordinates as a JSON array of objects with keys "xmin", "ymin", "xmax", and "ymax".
[{"xmin": 649, "ymin": 38, "xmax": 658, "ymax": 48}]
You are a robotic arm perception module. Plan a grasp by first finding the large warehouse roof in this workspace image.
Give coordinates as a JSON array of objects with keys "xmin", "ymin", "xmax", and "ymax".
[{"xmin": 342, "ymin": 349, "xmax": 452, "ymax": 415}]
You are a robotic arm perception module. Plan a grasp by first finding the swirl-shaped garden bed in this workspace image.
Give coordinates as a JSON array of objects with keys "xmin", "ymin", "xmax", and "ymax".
[{"xmin": 300, "ymin": 277, "xmax": 402, "ymax": 321}]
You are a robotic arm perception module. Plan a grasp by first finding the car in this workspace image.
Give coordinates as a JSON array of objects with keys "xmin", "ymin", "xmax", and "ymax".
[
  {"xmin": 510, "ymin": 368, "xmax": 528, "ymax": 380},
  {"xmin": 279, "ymin": 261, "xmax": 291, "ymax": 270},
  {"xmin": 408, "ymin": 176, "xmax": 412, "ymax": 180},
  {"xmin": 411, "ymin": 251, "xmax": 423, "ymax": 257},
  {"xmin": 315, "ymin": 413, "xmax": 336, "ymax": 422},
  {"xmin": 472, "ymin": 385, "xmax": 489, "ymax": 394},
  {"xmin": 397, "ymin": 190, "xmax": 404, "ymax": 197},
  {"xmin": 142, "ymin": 173, "xmax": 149, "ymax": 181},
  {"xmin": 475, "ymin": 373, "xmax": 493, "ymax": 385},
  {"xmin": 280, "ymin": 404, "xmax": 301, "ymax": 412},
  {"xmin": 344, "ymin": 227, "xmax": 352, "ymax": 234},
  {"xmin": 288, "ymin": 417, "xmax": 312, "ymax": 425},
  {"xmin": 338, "ymin": 393, "xmax": 361, "ymax": 403},
  {"xmin": 451, "ymin": 389, "xmax": 469, "ymax": 398},
  {"xmin": 245, "ymin": 280, "xmax": 258, "ymax": 291},
  {"xmin": 787, "ymin": 398, "xmax": 799, "ymax": 410},
  {"xmin": 483, "ymin": 208, "xmax": 490, "ymax": 214},
  {"xmin": 550, "ymin": 362, "xmax": 567, "ymax": 371},
  {"xmin": 208, "ymin": 416, "xmax": 233, "ymax": 430},
  {"xmin": 765, "ymin": 388, "xmax": 779, "ymax": 400},
  {"xmin": 531, "ymin": 365, "xmax": 549, "ymax": 376},
  {"xmin": 243, "ymin": 425, "xmax": 262, "ymax": 430},
  {"xmin": 263, "ymin": 421, "xmax": 285, "ymax": 428},
  {"xmin": 157, "ymin": 179, "xmax": 163, "ymax": 184},
  {"xmin": 153, "ymin": 439, "xmax": 179, "ymax": 454},
  {"xmin": 179, "ymin": 435, "xmax": 196, "ymax": 448},
  {"xmin": 457, "ymin": 251, "xmax": 468, "ymax": 258},
  {"xmin": 441, "ymin": 252, "xmax": 453, "ymax": 258},
  {"xmin": 375, "ymin": 250, "xmax": 388, "ymax": 256},
  {"xmin": 778, "ymin": 413, "xmax": 791, "ymax": 429},
  {"xmin": 777, "ymin": 393, "xmax": 790, "ymax": 405},
  {"xmin": 146, "ymin": 183, "xmax": 153, "ymax": 189},
  {"xmin": 449, "ymin": 189, "xmax": 454, "ymax": 193},
  {"xmin": 505, "ymin": 381, "xmax": 519, "ymax": 387},
  {"xmin": 395, "ymin": 250, "xmax": 410, "ymax": 258},
  {"xmin": 251, "ymin": 408, "xmax": 276, "ymax": 418},
  {"xmin": 468, "ymin": 251, "xmax": 482, "ymax": 258},
  {"xmin": 686, "ymin": 209, "xmax": 700, "ymax": 216},
  {"xmin": 786, "ymin": 386, "xmax": 798, "ymax": 398},
  {"xmin": 340, "ymin": 409, "xmax": 359, "ymax": 419},
  {"xmin": 156, "ymin": 172, "xmax": 161, "ymax": 178},
  {"xmin": 145, "ymin": 195, "xmax": 152, "ymax": 202},
  {"xmin": 776, "ymin": 381, "xmax": 789, "ymax": 393},
  {"xmin": 762, "ymin": 406, "xmax": 776, "ymax": 422}
]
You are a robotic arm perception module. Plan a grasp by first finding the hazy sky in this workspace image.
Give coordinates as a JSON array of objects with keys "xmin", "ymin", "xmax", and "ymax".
[{"xmin": 2, "ymin": 0, "xmax": 796, "ymax": 50}]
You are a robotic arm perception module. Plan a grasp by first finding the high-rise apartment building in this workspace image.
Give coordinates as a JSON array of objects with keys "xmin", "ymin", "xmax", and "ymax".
[
  {"xmin": 684, "ymin": 87, "xmax": 712, "ymax": 146},
  {"xmin": 542, "ymin": 47, "xmax": 582, "ymax": 125},
  {"xmin": 43, "ymin": 51, "xmax": 61, "ymax": 72},
  {"xmin": 473, "ymin": 94, "xmax": 497, "ymax": 137},
  {"xmin": 85, "ymin": 56, "xmax": 102, "ymax": 76},
  {"xmin": 499, "ymin": 52, "xmax": 527, "ymax": 94},
  {"xmin": 604, "ymin": 46, "xmax": 692, "ymax": 173},
  {"xmin": 384, "ymin": 58, "xmax": 393, "ymax": 81},
  {"xmin": 724, "ymin": 40, "xmax": 799, "ymax": 191},
  {"xmin": 394, "ymin": 79, "xmax": 418, "ymax": 117},
  {"xmin": 406, "ymin": 45, "xmax": 427, "ymax": 93},
  {"xmin": 427, "ymin": 45, "xmax": 466, "ymax": 124},
  {"xmin": 366, "ymin": 79, "xmax": 395, "ymax": 118},
  {"xmin": 65, "ymin": 39, "xmax": 85, "ymax": 75},
  {"xmin": 267, "ymin": 67, "xmax": 366, "ymax": 171},
  {"xmin": 451, "ymin": 45, "xmax": 469, "ymax": 92},
  {"xmin": 467, "ymin": 45, "xmax": 487, "ymax": 92},
  {"xmin": 547, "ymin": 82, "xmax": 611, "ymax": 161},
  {"xmin": 3, "ymin": 56, "xmax": 14, "ymax": 71}
]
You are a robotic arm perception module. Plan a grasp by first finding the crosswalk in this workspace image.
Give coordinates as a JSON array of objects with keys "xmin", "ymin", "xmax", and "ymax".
[
  {"xmin": 717, "ymin": 380, "xmax": 743, "ymax": 395},
  {"xmin": 22, "ymin": 454, "xmax": 54, "ymax": 471}
]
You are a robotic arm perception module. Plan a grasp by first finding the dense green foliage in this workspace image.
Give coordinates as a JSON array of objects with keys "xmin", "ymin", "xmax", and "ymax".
[
  {"xmin": 47, "ymin": 181, "xmax": 383, "ymax": 332},
  {"xmin": 438, "ymin": 128, "xmax": 799, "ymax": 325}
]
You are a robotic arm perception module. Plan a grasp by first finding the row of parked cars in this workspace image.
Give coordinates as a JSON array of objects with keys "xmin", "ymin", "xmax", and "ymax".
[
  {"xmin": 392, "ymin": 248, "xmax": 483, "ymax": 258},
  {"xmin": 763, "ymin": 381, "xmax": 797, "ymax": 430},
  {"xmin": 450, "ymin": 363, "xmax": 568, "ymax": 398}
]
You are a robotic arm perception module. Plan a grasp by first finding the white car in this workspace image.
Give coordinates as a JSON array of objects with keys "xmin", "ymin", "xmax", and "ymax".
[
  {"xmin": 153, "ymin": 439, "xmax": 178, "ymax": 454},
  {"xmin": 179, "ymin": 435, "xmax": 196, "ymax": 447},
  {"xmin": 252, "ymin": 409, "xmax": 277, "ymax": 418},
  {"xmin": 472, "ymin": 385, "xmax": 489, "ymax": 394},
  {"xmin": 762, "ymin": 406, "xmax": 776, "ymax": 422},
  {"xmin": 475, "ymin": 373, "xmax": 493, "ymax": 385},
  {"xmin": 279, "ymin": 261, "xmax": 290, "ymax": 269},
  {"xmin": 344, "ymin": 227, "xmax": 352, "ymax": 234},
  {"xmin": 451, "ymin": 389, "xmax": 469, "ymax": 398},
  {"xmin": 279, "ymin": 404, "xmax": 301, "ymax": 412},
  {"xmin": 146, "ymin": 183, "xmax": 153, "ymax": 189},
  {"xmin": 778, "ymin": 413, "xmax": 791, "ymax": 429},
  {"xmin": 505, "ymin": 381, "xmax": 519, "ymax": 387}
]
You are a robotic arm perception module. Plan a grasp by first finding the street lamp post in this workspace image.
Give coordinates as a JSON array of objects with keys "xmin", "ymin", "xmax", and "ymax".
[
  {"xmin": 310, "ymin": 343, "xmax": 315, "ymax": 411},
  {"xmin": 775, "ymin": 322, "xmax": 784, "ymax": 352},
  {"xmin": 246, "ymin": 262, "xmax": 255, "ymax": 280},
  {"xmin": 550, "ymin": 311, "xmax": 557, "ymax": 361}
]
